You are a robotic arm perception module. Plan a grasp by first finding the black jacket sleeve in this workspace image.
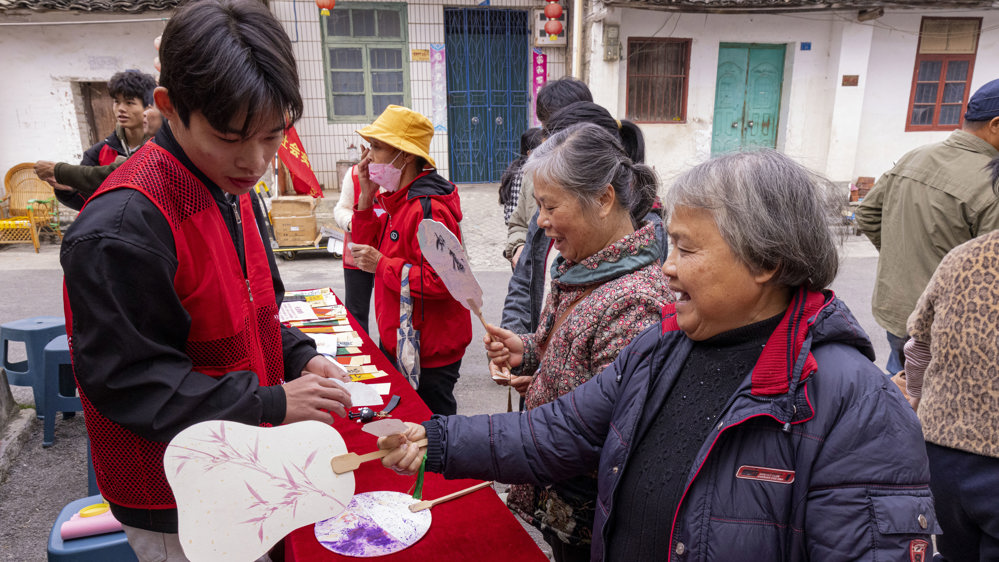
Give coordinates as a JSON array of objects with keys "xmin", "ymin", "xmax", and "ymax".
[
  {"xmin": 80, "ymin": 140, "xmax": 104, "ymax": 167},
  {"xmin": 61, "ymin": 189, "xmax": 288, "ymax": 442}
]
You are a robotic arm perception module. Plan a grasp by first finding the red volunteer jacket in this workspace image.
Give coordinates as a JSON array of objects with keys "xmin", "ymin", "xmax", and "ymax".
[{"xmin": 351, "ymin": 171, "xmax": 471, "ymax": 367}]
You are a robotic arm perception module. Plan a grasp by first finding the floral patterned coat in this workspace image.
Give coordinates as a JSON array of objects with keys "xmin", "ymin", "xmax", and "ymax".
[{"xmin": 508, "ymin": 222, "xmax": 672, "ymax": 545}]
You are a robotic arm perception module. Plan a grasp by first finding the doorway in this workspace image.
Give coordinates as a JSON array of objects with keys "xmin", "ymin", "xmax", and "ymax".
[
  {"xmin": 711, "ymin": 44, "xmax": 786, "ymax": 155},
  {"xmin": 78, "ymin": 81, "xmax": 115, "ymax": 150},
  {"xmin": 444, "ymin": 8, "xmax": 529, "ymax": 183}
]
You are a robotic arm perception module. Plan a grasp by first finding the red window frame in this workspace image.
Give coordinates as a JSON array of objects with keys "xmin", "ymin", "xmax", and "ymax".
[
  {"xmin": 905, "ymin": 18, "xmax": 980, "ymax": 132},
  {"xmin": 626, "ymin": 38, "xmax": 691, "ymax": 124}
]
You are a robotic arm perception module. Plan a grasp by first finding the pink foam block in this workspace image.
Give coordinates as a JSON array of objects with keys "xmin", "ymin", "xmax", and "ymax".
[{"xmin": 60, "ymin": 509, "xmax": 123, "ymax": 540}]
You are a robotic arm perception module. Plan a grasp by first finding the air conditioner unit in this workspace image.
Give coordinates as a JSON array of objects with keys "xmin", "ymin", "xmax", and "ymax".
[{"xmin": 533, "ymin": 8, "xmax": 567, "ymax": 47}]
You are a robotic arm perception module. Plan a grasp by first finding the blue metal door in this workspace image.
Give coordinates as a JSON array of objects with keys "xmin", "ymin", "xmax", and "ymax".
[{"xmin": 445, "ymin": 8, "xmax": 529, "ymax": 183}]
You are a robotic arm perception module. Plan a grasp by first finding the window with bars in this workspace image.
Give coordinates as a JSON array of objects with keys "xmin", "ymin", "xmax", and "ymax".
[
  {"xmin": 322, "ymin": 3, "xmax": 410, "ymax": 122},
  {"xmin": 626, "ymin": 38, "xmax": 691, "ymax": 123},
  {"xmin": 906, "ymin": 17, "xmax": 981, "ymax": 131}
]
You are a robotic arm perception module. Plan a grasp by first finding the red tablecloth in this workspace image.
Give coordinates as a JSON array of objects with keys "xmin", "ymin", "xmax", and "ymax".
[{"xmin": 285, "ymin": 295, "xmax": 546, "ymax": 561}]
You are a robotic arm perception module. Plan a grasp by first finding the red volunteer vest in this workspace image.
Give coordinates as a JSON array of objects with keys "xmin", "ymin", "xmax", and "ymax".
[{"xmin": 64, "ymin": 143, "xmax": 285, "ymax": 510}]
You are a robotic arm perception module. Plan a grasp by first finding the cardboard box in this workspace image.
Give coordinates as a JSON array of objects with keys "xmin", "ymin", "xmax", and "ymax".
[
  {"xmin": 855, "ymin": 176, "xmax": 875, "ymax": 199},
  {"xmin": 273, "ymin": 215, "xmax": 318, "ymax": 247},
  {"xmin": 270, "ymin": 196, "xmax": 317, "ymax": 218}
]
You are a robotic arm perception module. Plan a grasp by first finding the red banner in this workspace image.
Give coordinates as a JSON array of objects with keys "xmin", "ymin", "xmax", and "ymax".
[{"xmin": 278, "ymin": 125, "xmax": 323, "ymax": 198}]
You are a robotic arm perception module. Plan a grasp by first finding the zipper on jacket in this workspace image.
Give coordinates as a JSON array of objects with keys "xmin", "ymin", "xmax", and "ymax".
[
  {"xmin": 231, "ymin": 199, "xmax": 242, "ymax": 225},
  {"xmin": 246, "ymin": 279, "xmax": 253, "ymax": 302},
  {"xmin": 663, "ymin": 412, "xmax": 785, "ymax": 561}
]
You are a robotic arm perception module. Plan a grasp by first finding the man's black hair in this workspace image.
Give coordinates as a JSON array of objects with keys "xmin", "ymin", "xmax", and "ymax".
[
  {"xmin": 108, "ymin": 70, "xmax": 157, "ymax": 107},
  {"xmin": 535, "ymin": 77, "xmax": 592, "ymax": 126},
  {"xmin": 158, "ymin": 0, "xmax": 303, "ymax": 137}
]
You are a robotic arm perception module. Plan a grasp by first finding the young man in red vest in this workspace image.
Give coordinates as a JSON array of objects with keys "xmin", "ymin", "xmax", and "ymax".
[{"xmin": 60, "ymin": 1, "xmax": 351, "ymax": 558}]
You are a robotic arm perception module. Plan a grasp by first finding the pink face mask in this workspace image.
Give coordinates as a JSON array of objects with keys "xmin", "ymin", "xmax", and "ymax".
[{"xmin": 368, "ymin": 151, "xmax": 404, "ymax": 192}]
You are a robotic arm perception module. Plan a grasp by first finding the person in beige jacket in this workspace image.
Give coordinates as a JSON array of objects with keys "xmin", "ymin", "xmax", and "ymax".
[{"xmin": 856, "ymin": 78, "xmax": 999, "ymax": 375}]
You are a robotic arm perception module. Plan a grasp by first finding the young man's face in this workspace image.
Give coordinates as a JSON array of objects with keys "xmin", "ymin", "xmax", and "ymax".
[
  {"xmin": 113, "ymin": 95, "xmax": 146, "ymax": 131},
  {"xmin": 171, "ymin": 108, "xmax": 285, "ymax": 196}
]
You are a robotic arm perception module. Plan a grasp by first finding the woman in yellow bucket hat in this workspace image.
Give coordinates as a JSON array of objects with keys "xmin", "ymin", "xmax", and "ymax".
[{"xmin": 349, "ymin": 105, "xmax": 471, "ymax": 415}]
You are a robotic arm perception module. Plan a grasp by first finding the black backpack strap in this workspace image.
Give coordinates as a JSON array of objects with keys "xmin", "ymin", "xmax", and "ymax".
[{"xmin": 419, "ymin": 196, "xmax": 433, "ymax": 220}]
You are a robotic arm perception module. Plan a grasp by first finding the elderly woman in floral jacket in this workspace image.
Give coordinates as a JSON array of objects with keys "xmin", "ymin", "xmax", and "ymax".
[{"xmin": 480, "ymin": 123, "xmax": 671, "ymax": 561}]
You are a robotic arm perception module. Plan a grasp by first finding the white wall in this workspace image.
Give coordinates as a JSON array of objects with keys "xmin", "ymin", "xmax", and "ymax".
[
  {"xmin": 590, "ymin": 9, "xmax": 844, "ymax": 183},
  {"xmin": 0, "ymin": 12, "xmax": 166, "ymax": 181},
  {"xmin": 855, "ymin": 10, "xmax": 999, "ymax": 179},
  {"xmin": 271, "ymin": 0, "xmax": 568, "ymax": 188},
  {"xmin": 587, "ymin": 5, "xmax": 999, "ymax": 184}
]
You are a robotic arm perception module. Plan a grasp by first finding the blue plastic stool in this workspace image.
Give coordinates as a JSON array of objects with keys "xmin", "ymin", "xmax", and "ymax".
[
  {"xmin": 47, "ymin": 495, "xmax": 137, "ymax": 562},
  {"xmin": 43, "ymin": 335, "xmax": 82, "ymax": 447},
  {"xmin": 1, "ymin": 316, "xmax": 65, "ymax": 416}
]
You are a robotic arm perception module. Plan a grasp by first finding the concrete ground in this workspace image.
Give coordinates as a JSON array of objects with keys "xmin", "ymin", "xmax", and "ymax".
[{"xmin": 0, "ymin": 183, "xmax": 886, "ymax": 561}]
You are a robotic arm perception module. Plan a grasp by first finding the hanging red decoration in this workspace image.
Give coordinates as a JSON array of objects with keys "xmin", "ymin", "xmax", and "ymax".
[
  {"xmin": 542, "ymin": 0, "xmax": 563, "ymax": 41},
  {"xmin": 315, "ymin": 0, "xmax": 335, "ymax": 16},
  {"xmin": 544, "ymin": 19, "xmax": 563, "ymax": 39}
]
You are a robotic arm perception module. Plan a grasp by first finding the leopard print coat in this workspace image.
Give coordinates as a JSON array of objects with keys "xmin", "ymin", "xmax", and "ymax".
[{"xmin": 907, "ymin": 229, "xmax": 999, "ymax": 458}]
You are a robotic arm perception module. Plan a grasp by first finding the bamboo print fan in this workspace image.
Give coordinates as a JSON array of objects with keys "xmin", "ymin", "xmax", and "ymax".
[{"xmin": 164, "ymin": 421, "xmax": 355, "ymax": 561}]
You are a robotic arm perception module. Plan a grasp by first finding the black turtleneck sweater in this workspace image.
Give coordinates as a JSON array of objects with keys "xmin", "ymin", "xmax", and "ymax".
[{"xmin": 607, "ymin": 312, "xmax": 784, "ymax": 560}]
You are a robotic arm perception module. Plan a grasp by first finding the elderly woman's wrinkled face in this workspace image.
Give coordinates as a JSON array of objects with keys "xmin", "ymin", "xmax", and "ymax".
[
  {"xmin": 534, "ymin": 177, "xmax": 602, "ymax": 263},
  {"xmin": 664, "ymin": 205, "xmax": 780, "ymax": 341}
]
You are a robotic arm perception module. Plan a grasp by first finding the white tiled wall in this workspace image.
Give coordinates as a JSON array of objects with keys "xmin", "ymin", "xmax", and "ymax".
[{"xmin": 270, "ymin": 0, "xmax": 567, "ymax": 188}]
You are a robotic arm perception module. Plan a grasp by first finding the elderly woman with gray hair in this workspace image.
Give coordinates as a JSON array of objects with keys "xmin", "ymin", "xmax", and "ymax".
[{"xmin": 379, "ymin": 149, "xmax": 935, "ymax": 561}]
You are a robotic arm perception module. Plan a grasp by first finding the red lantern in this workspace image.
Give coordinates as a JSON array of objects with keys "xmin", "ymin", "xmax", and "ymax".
[
  {"xmin": 544, "ymin": 3, "xmax": 563, "ymax": 19},
  {"xmin": 316, "ymin": 0, "xmax": 335, "ymax": 16},
  {"xmin": 544, "ymin": 19, "xmax": 563, "ymax": 38}
]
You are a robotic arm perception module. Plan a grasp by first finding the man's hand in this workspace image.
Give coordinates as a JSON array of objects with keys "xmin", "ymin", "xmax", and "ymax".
[
  {"xmin": 34, "ymin": 160, "xmax": 56, "ymax": 183},
  {"xmin": 351, "ymin": 243, "xmax": 382, "ymax": 273},
  {"xmin": 281, "ymin": 373, "xmax": 352, "ymax": 424},
  {"xmin": 302, "ymin": 354, "xmax": 350, "ymax": 383},
  {"xmin": 378, "ymin": 422, "xmax": 427, "ymax": 475}
]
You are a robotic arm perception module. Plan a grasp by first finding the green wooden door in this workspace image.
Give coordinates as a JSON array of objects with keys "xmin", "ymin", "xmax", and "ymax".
[{"xmin": 711, "ymin": 44, "xmax": 785, "ymax": 155}]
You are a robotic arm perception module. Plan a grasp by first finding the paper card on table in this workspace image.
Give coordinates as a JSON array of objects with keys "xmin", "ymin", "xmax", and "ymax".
[
  {"xmin": 350, "ymin": 370, "xmax": 388, "ymax": 382},
  {"xmin": 330, "ymin": 324, "xmax": 354, "ymax": 333},
  {"xmin": 279, "ymin": 301, "xmax": 318, "ymax": 322},
  {"xmin": 286, "ymin": 288, "xmax": 339, "ymax": 307},
  {"xmin": 308, "ymin": 334, "xmax": 340, "ymax": 355},
  {"xmin": 335, "ymin": 355, "xmax": 371, "ymax": 366},
  {"xmin": 338, "ymin": 346, "xmax": 362, "ymax": 356},
  {"xmin": 331, "ymin": 379, "xmax": 383, "ymax": 407},
  {"xmin": 337, "ymin": 334, "xmax": 363, "ymax": 348},
  {"xmin": 368, "ymin": 383, "xmax": 392, "ymax": 395},
  {"xmin": 343, "ymin": 365, "xmax": 378, "ymax": 375},
  {"xmin": 362, "ymin": 419, "xmax": 408, "ymax": 437}
]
